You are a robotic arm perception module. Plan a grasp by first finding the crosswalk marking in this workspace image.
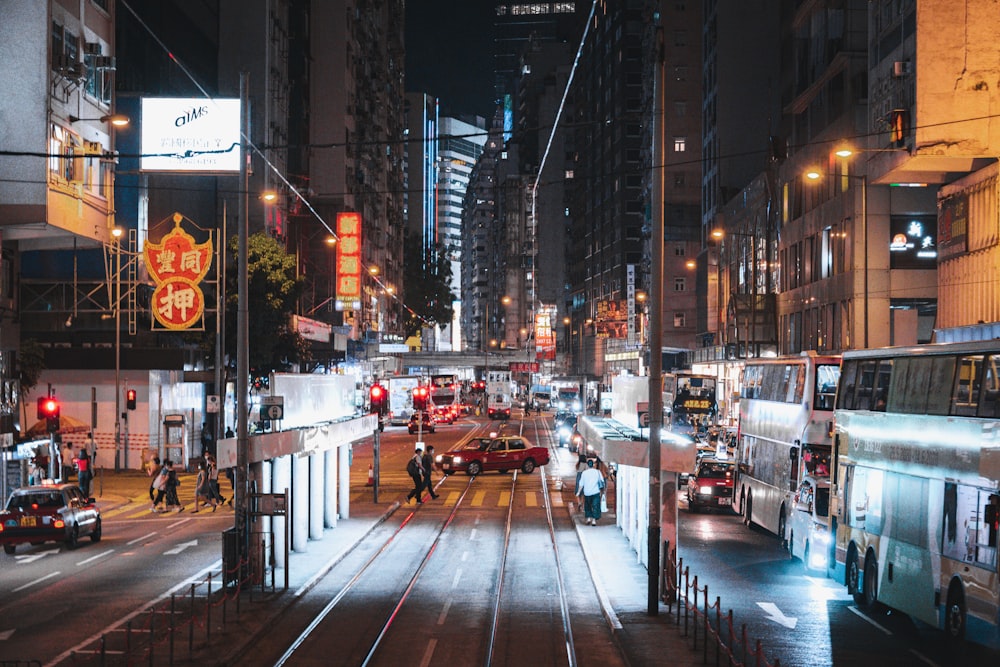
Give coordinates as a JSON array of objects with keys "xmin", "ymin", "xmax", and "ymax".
[
  {"xmin": 525, "ymin": 493, "xmax": 537, "ymax": 507},
  {"xmin": 470, "ymin": 490, "xmax": 487, "ymax": 506},
  {"xmin": 498, "ymin": 491, "xmax": 511, "ymax": 506}
]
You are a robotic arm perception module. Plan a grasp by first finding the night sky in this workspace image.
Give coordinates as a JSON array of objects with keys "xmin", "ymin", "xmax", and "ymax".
[{"xmin": 405, "ymin": 1, "xmax": 497, "ymax": 119}]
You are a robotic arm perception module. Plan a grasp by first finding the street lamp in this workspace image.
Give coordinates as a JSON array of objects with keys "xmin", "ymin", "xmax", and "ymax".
[
  {"xmin": 69, "ymin": 113, "xmax": 130, "ymax": 127},
  {"xmin": 805, "ymin": 167, "xmax": 868, "ymax": 348}
]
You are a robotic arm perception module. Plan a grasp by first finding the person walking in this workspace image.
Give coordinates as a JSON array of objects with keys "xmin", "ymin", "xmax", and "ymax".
[
  {"xmin": 77, "ymin": 450, "xmax": 93, "ymax": 497},
  {"xmin": 405, "ymin": 447, "xmax": 424, "ymax": 504},
  {"xmin": 421, "ymin": 446, "xmax": 439, "ymax": 499},
  {"xmin": 84, "ymin": 432, "xmax": 97, "ymax": 467},
  {"xmin": 61, "ymin": 443, "xmax": 75, "ymax": 482},
  {"xmin": 147, "ymin": 456, "xmax": 162, "ymax": 503},
  {"xmin": 574, "ymin": 452, "xmax": 589, "ymax": 494},
  {"xmin": 151, "ymin": 463, "xmax": 169, "ymax": 511},
  {"xmin": 576, "ymin": 459, "xmax": 605, "ymax": 525},
  {"xmin": 205, "ymin": 453, "xmax": 226, "ymax": 506},
  {"xmin": 192, "ymin": 460, "xmax": 218, "ymax": 512},
  {"xmin": 162, "ymin": 460, "xmax": 184, "ymax": 513}
]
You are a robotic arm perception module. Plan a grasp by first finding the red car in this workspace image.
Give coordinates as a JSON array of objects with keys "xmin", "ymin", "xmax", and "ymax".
[
  {"xmin": 686, "ymin": 458, "xmax": 735, "ymax": 512},
  {"xmin": 436, "ymin": 435, "xmax": 550, "ymax": 476},
  {"xmin": 1, "ymin": 483, "xmax": 102, "ymax": 554}
]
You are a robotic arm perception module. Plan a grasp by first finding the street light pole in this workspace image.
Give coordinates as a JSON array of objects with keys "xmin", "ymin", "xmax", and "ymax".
[
  {"xmin": 113, "ymin": 227, "xmax": 122, "ymax": 472},
  {"xmin": 861, "ymin": 174, "xmax": 868, "ymax": 349}
]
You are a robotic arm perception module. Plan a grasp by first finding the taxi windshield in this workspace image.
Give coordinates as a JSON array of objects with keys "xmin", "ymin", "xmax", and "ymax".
[{"xmin": 697, "ymin": 462, "xmax": 733, "ymax": 479}]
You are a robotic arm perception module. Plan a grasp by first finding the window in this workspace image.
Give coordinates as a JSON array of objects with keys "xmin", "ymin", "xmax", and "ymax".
[
  {"xmin": 673, "ymin": 277, "xmax": 686, "ymax": 292},
  {"xmin": 673, "ymin": 312, "xmax": 686, "ymax": 328},
  {"xmin": 49, "ymin": 125, "xmax": 82, "ymax": 183},
  {"xmin": 673, "ymin": 137, "xmax": 686, "ymax": 152},
  {"xmin": 943, "ymin": 483, "xmax": 998, "ymax": 570}
]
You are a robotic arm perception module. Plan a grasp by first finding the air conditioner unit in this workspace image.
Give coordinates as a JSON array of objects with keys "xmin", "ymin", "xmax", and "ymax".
[
  {"xmin": 893, "ymin": 61, "xmax": 912, "ymax": 77},
  {"xmin": 94, "ymin": 56, "xmax": 116, "ymax": 71},
  {"xmin": 53, "ymin": 53, "xmax": 74, "ymax": 70},
  {"xmin": 84, "ymin": 41, "xmax": 102, "ymax": 56}
]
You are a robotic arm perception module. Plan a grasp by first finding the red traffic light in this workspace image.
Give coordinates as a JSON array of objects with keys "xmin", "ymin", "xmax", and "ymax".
[
  {"xmin": 370, "ymin": 385, "xmax": 385, "ymax": 400},
  {"xmin": 126, "ymin": 389, "xmax": 137, "ymax": 410},
  {"xmin": 413, "ymin": 386, "xmax": 430, "ymax": 411},
  {"xmin": 37, "ymin": 396, "xmax": 60, "ymax": 419}
]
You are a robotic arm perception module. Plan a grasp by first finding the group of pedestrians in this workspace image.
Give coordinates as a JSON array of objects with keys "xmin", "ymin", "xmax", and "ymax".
[
  {"xmin": 146, "ymin": 451, "xmax": 232, "ymax": 514},
  {"xmin": 405, "ymin": 445, "xmax": 439, "ymax": 504}
]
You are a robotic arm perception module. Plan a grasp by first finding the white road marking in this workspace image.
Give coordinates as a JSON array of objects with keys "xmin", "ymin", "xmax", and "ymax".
[
  {"xmin": 451, "ymin": 568, "xmax": 463, "ymax": 589},
  {"xmin": 0, "ymin": 628, "xmax": 15, "ymax": 640},
  {"xmin": 13, "ymin": 571, "xmax": 61, "ymax": 593},
  {"xmin": 437, "ymin": 599, "xmax": 452, "ymax": 625},
  {"xmin": 848, "ymin": 605, "xmax": 892, "ymax": 634},
  {"xmin": 76, "ymin": 549, "xmax": 114, "ymax": 566},
  {"xmin": 13, "ymin": 549, "xmax": 59, "ymax": 564},
  {"xmin": 908, "ymin": 648, "xmax": 940, "ymax": 666},
  {"xmin": 756, "ymin": 602, "xmax": 798, "ymax": 629},
  {"xmin": 418, "ymin": 638, "xmax": 437, "ymax": 667},
  {"xmin": 469, "ymin": 528, "xmax": 478, "ymax": 541},
  {"xmin": 126, "ymin": 531, "xmax": 158, "ymax": 545},
  {"xmin": 163, "ymin": 539, "xmax": 198, "ymax": 555}
]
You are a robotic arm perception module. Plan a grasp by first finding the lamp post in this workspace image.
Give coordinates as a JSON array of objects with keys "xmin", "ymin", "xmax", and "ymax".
[
  {"xmin": 112, "ymin": 225, "xmax": 123, "ymax": 472},
  {"xmin": 805, "ymin": 168, "xmax": 868, "ymax": 348}
]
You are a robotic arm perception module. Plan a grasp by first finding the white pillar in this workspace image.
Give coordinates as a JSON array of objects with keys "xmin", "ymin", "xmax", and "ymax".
[
  {"xmin": 309, "ymin": 453, "xmax": 323, "ymax": 539},
  {"xmin": 292, "ymin": 454, "xmax": 309, "ymax": 552},
  {"xmin": 325, "ymin": 448, "xmax": 338, "ymax": 527},
  {"xmin": 338, "ymin": 444, "xmax": 351, "ymax": 520},
  {"xmin": 271, "ymin": 456, "xmax": 290, "ymax": 568}
]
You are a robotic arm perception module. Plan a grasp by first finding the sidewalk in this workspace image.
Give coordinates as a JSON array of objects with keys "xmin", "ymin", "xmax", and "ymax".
[{"xmin": 89, "ymin": 467, "xmax": 707, "ymax": 666}]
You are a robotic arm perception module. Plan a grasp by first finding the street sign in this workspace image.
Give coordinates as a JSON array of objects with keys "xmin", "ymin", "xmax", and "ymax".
[
  {"xmin": 206, "ymin": 395, "xmax": 220, "ymax": 413},
  {"xmin": 260, "ymin": 396, "xmax": 284, "ymax": 421},
  {"xmin": 637, "ymin": 401, "xmax": 650, "ymax": 428}
]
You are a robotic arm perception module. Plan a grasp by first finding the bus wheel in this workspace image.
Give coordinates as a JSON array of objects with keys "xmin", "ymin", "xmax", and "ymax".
[
  {"xmin": 778, "ymin": 511, "xmax": 787, "ymax": 548},
  {"xmin": 744, "ymin": 494, "xmax": 753, "ymax": 527},
  {"xmin": 847, "ymin": 547, "xmax": 865, "ymax": 605},
  {"xmin": 945, "ymin": 582, "xmax": 966, "ymax": 643},
  {"xmin": 863, "ymin": 552, "xmax": 879, "ymax": 609}
]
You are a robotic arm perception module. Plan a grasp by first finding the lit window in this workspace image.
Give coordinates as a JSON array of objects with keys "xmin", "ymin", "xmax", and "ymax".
[
  {"xmin": 565, "ymin": 170, "xmax": 574, "ymax": 179},
  {"xmin": 674, "ymin": 137, "xmax": 686, "ymax": 152},
  {"xmin": 673, "ymin": 312, "xmax": 686, "ymax": 328}
]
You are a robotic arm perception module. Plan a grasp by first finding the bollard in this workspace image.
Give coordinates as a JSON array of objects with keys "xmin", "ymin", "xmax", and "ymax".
[
  {"xmin": 207, "ymin": 572, "xmax": 213, "ymax": 642},
  {"xmin": 189, "ymin": 582, "xmax": 196, "ymax": 658},
  {"xmin": 223, "ymin": 583, "xmax": 228, "ymax": 625},
  {"xmin": 741, "ymin": 624, "xmax": 747, "ymax": 667},
  {"xmin": 715, "ymin": 596, "xmax": 721, "ymax": 667},
  {"xmin": 170, "ymin": 594, "xmax": 176, "ymax": 665},
  {"xmin": 703, "ymin": 585, "xmax": 709, "ymax": 663}
]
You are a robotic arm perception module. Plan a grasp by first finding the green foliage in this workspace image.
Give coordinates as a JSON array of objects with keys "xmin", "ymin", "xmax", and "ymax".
[
  {"xmin": 16, "ymin": 338, "xmax": 45, "ymax": 401},
  {"xmin": 402, "ymin": 232, "xmax": 455, "ymax": 337},
  {"xmin": 225, "ymin": 232, "xmax": 310, "ymax": 375}
]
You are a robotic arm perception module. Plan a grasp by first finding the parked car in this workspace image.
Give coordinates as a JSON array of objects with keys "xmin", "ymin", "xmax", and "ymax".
[
  {"xmin": 686, "ymin": 458, "xmax": 735, "ymax": 512},
  {"xmin": 408, "ymin": 411, "xmax": 436, "ymax": 434},
  {"xmin": 1, "ymin": 483, "xmax": 102, "ymax": 554},
  {"xmin": 437, "ymin": 435, "xmax": 550, "ymax": 476},
  {"xmin": 786, "ymin": 475, "xmax": 832, "ymax": 571}
]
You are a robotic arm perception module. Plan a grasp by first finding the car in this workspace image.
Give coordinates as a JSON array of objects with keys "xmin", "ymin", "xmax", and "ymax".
[
  {"xmin": 436, "ymin": 435, "xmax": 550, "ymax": 476},
  {"xmin": 0, "ymin": 483, "xmax": 102, "ymax": 554},
  {"xmin": 786, "ymin": 476, "xmax": 832, "ymax": 571},
  {"xmin": 686, "ymin": 458, "xmax": 735, "ymax": 512},
  {"xmin": 433, "ymin": 405, "xmax": 455, "ymax": 424},
  {"xmin": 408, "ymin": 411, "xmax": 436, "ymax": 434},
  {"xmin": 552, "ymin": 410, "xmax": 576, "ymax": 429},
  {"xmin": 556, "ymin": 414, "xmax": 577, "ymax": 446}
]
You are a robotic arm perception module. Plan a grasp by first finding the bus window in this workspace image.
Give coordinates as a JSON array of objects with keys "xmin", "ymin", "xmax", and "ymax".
[
  {"xmin": 837, "ymin": 360, "xmax": 860, "ymax": 410},
  {"xmin": 853, "ymin": 359, "xmax": 879, "ymax": 410},
  {"xmin": 952, "ymin": 355, "xmax": 984, "ymax": 417},
  {"xmin": 979, "ymin": 355, "xmax": 1000, "ymax": 418},
  {"xmin": 815, "ymin": 364, "xmax": 840, "ymax": 411},
  {"xmin": 944, "ymin": 485, "xmax": 999, "ymax": 570}
]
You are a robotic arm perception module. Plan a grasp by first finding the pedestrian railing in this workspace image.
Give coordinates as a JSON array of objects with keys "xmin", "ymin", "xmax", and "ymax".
[
  {"xmin": 662, "ymin": 547, "xmax": 782, "ymax": 667},
  {"xmin": 67, "ymin": 530, "xmax": 283, "ymax": 666}
]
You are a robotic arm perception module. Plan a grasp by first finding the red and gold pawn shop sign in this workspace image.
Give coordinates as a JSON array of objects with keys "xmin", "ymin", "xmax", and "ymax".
[{"xmin": 144, "ymin": 213, "xmax": 213, "ymax": 330}]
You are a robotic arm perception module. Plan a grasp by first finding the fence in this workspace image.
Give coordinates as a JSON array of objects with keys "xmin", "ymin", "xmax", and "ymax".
[{"xmin": 663, "ymin": 546, "xmax": 783, "ymax": 667}]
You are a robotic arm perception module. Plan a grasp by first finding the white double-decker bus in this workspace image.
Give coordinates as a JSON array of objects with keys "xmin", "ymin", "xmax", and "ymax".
[
  {"xmin": 832, "ymin": 341, "xmax": 1000, "ymax": 645},
  {"xmin": 733, "ymin": 352, "xmax": 841, "ymax": 540}
]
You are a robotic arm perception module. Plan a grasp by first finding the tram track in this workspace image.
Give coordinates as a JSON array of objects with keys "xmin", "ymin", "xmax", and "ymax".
[{"xmin": 248, "ymin": 413, "xmax": 615, "ymax": 666}]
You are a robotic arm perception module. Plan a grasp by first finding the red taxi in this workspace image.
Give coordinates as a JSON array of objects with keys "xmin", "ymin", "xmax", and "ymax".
[
  {"xmin": 437, "ymin": 435, "xmax": 550, "ymax": 476},
  {"xmin": 686, "ymin": 458, "xmax": 735, "ymax": 512},
  {"xmin": 1, "ymin": 483, "xmax": 102, "ymax": 554}
]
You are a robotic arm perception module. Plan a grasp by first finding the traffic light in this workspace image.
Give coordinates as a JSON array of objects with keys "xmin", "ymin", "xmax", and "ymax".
[
  {"xmin": 413, "ymin": 386, "xmax": 429, "ymax": 411},
  {"xmin": 37, "ymin": 396, "xmax": 60, "ymax": 433},
  {"xmin": 126, "ymin": 388, "xmax": 137, "ymax": 410},
  {"xmin": 369, "ymin": 384, "xmax": 386, "ymax": 415}
]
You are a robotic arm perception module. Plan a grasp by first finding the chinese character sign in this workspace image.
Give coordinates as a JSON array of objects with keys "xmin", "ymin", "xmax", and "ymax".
[
  {"xmin": 535, "ymin": 308, "xmax": 556, "ymax": 361},
  {"xmin": 143, "ymin": 213, "xmax": 213, "ymax": 330},
  {"xmin": 335, "ymin": 212, "xmax": 362, "ymax": 311}
]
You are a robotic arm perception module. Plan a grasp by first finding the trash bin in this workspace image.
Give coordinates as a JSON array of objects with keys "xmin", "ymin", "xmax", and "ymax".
[{"xmin": 222, "ymin": 527, "xmax": 240, "ymax": 589}]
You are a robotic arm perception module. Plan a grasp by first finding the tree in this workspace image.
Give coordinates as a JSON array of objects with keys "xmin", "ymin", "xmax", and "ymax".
[
  {"xmin": 402, "ymin": 232, "xmax": 455, "ymax": 337},
  {"xmin": 224, "ymin": 232, "xmax": 310, "ymax": 379}
]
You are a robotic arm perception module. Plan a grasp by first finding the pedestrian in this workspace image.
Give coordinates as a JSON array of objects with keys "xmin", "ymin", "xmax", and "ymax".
[
  {"xmin": 205, "ymin": 452, "xmax": 226, "ymax": 506},
  {"xmin": 84, "ymin": 432, "xmax": 97, "ymax": 467},
  {"xmin": 151, "ymin": 462, "xmax": 170, "ymax": 511},
  {"xmin": 77, "ymin": 450, "xmax": 93, "ymax": 497},
  {"xmin": 200, "ymin": 423, "xmax": 214, "ymax": 457},
  {"xmin": 574, "ymin": 452, "xmax": 588, "ymax": 494},
  {"xmin": 406, "ymin": 447, "xmax": 424, "ymax": 504},
  {"xmin": 162, "ymin": 459, "xmax": 184, "ymax": 512},
  {"xmin": 192, "ymin": 460, "xmax": 218, "ymax": 512},
  {"xmin": 146, "ymin": 456, "xmax": 162, "ymax": 503},
  {"xmin": 61, "ymin": 443, "xmax": 75, "ymax": 482},
  {"xmin": 421, "ymin": 445, "xmax": 439, "ymax": 499},
  {"xmin": 576, "ymin": 459, "xmax": 605, "ymax": 526}
]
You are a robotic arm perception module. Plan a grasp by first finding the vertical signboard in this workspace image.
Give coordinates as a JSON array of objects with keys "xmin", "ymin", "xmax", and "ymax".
[
  {"xmin": 144, "ymin": 213, "xmax": 213, "ymax": 330},
  {"xmin": 335, "ymin": 212, "xmax": 362, "ymax": 311},
  {"xmin": 626, "ymin": 264, "xmax": 636, "ymax": 342},
  {"xmin": 535, "ymin": 306, "xmax": 556, "ymax": 360}
]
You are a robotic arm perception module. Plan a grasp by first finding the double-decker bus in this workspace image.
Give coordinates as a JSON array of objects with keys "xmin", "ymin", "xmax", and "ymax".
[
  {"xmin": 666, "ymin": 372, "xmax": 719, "ymax": 435},
  {"xmin": 831, "ymin": 341, "xmax": 1000, "ymax": 644},
  {"xmin": 733, "ymin": 352, "xmax": 841, "ymax": 541}
]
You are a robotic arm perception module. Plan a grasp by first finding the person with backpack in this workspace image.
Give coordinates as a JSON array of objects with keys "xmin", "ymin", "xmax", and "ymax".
[
  {"xmin": 406, "ymin": 447, "xmax": 424, "ymax": 504},
  {"xmin": 421, "ymin": 445, "xmax": 439, "ymax": 500}
]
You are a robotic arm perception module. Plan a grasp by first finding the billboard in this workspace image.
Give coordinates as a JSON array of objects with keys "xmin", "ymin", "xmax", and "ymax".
[
  {"xmin": 335, "ymin": 212, "xmax": 362, "ymax": 311},
  {"xmin": 140, "ymin": 98, "xmax": 241, "ymax": 172}
]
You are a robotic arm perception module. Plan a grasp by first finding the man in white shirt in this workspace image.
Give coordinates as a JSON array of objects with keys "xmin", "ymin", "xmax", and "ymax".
[{"xmin": 576, "ymin": 459, "xmax": 605, "ymax": 525}]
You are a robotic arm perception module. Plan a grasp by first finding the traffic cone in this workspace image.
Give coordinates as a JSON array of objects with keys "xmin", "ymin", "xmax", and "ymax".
[{"xmin": 365, "ymin": 464, "xmax": 374, "ymax": 487}]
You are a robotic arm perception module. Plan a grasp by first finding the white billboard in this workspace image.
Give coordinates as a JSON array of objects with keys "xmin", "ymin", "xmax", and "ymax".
[{"xmin": 140, "ymin": 97, "xmax": 241, "ymax": 172}]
